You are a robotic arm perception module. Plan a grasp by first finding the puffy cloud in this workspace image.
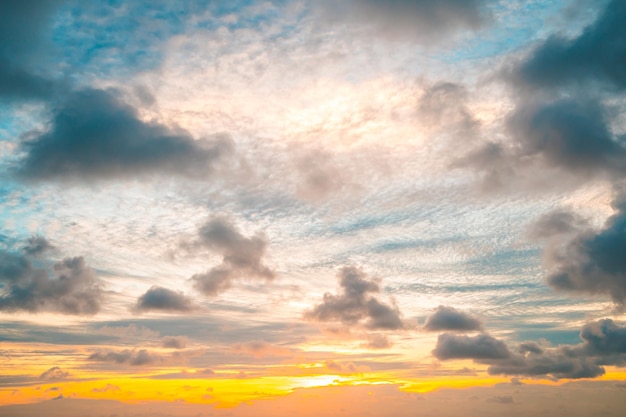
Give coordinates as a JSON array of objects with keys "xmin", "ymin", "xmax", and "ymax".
[
  {"xmin": 40, "ymin": 367, "xmax": 69, "ymax": 381},
  {"xmin": 0, "ymin": 250, "xmax": 102, "ymax": 315},
  {"xmin": 486, "ymin": 347, "xmax": 605, "ymax": 380},
  {"xmin": 506, "ymin": 97, "xmax": 625, "ymax": 177},
  {"xmin": 432, "ymin": 333, "xmax": 510, "ymax": 360},
  {"xmin": 458, "ymin": 0, "xmax": 626, "ymax": 191},
  {"xmin": 434, "ymin": 319, "xmax": 626, "ymax": 380},
  {"xmin": 134, "ymin": 286, "xmax": 194, "ymax": 313},
  {"xmin": 319, "ymin": 0, "xmax": 493, "ymax": 42},
  {"xmin": 14, "ymin": 88, "xmax": 234, "ymax": 182},
  {"xmin": 305, "ymin": 266, "xmax": 405, "ymax": 330},
  {"xmin": 539, "ymin": 195, "xmax": 626, "ymax": 305},
  {"xmin": 579, "ymin": 319, "xmax": 626, "ymax": 358},
  {"xmin": 457, "ymin": 95, "xmax": 626, "ymax": 191},
  {"xmin": 514, "ymin": 0, "xmax": 626, "ymax": 90},
  {"xmin": 423, "ymin": 306, "xmax": 483, "ymax": 332},
  {"xmin": 190, "ymin": 217, "xmax": 275, "ymax": 296}
]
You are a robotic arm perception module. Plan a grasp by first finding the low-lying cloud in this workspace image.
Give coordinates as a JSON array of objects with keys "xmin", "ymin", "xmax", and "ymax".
[{"xmin": 433, "ymin": 318, "xmax": 626, "ymax": 380}]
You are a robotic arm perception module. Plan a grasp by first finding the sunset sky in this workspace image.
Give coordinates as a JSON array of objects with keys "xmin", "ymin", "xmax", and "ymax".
[{"xmin": 1, "ymin": 0, "xmax": 626, "ymax": 416}]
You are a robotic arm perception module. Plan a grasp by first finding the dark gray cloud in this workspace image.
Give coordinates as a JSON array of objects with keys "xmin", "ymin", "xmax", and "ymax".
[
  {"xmin": 423, "ymin": 306, "xmax": 483, "ymax": 332},
  {"xmin": 320, "ymin": 0, "xmax": 493, "ymax": 42},
  {"xmin": 0, "ymin": 0, "xmax": 63, "ymax": 101},
  {"xmin": 0, "ymin": 250, "xmax": 102, "ymax": 315},
  {"xmin": 190, "ymin": 217, "xmax": 275, "ymax": 296},
  {"xmin": 434, "ymin": 319, "xmax": 626, "ymax": 380},
  {"xmin": 458, "ymin": 95, "xmax": 626, "ymax": 189},
  {"xmin": 432, "ymin": 333, "xmax": 510, "ymax": 360},
  {"xmin": 134, "ymin": 286, "xmax": 194, "ymax": 313},
  {"xmin": 507, "ymin": 97, "xmax": 625, "ymax": 176},
  {"xmin": 451, "ymin": 141, "xmax": 516, "ymax": 192},
  {"xmin": 540, "ymin": 195, "xmax": 626, "ymax": 305},
  {"xmin": 231, "ymin": 341, "xmax": 293, "ymax": 358},
  {"xmin": 459, "ymin": 0, "xmax": 626, "ymax": 190},
  {"xmin": 88, "ymin": 349, "xmax": 163, "ymax": 366},
  {"xmin": 40, "ymin": 367, "xmax": 69, "ymax": 381},
  {"xmin": 14, "ymin": 88, "xmax": 234, "ymax": 182},
  {"xmin": 22, "ymin": 236, "xmax": 56, "ymax": 257},
  {"xmin": 514, "ymin": 0, "xmax": 626, "ymax": 90},
  {"xmin": 304, "ymin": 266, "xmax": 405, "ymax": 330},
  {"xmin": 579, "ymin": 319, "xmax": 626, "ymax": 358},
  {"xmin": 486, "ymin": 346, "xmax": 605, "ymax": 380}
]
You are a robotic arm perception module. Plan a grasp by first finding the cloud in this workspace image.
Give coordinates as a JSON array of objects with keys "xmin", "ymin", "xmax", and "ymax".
[
  {"xmin": 363, "ymin": 334, "xmax": 392, "ymax": 349},
  {"xmin": 0, "ymin": 250, "xmax": 102, "ymax": 315},
  {"xmin": 190, "ymin": 216, "xmax": 275, "ymax": 296},
  {"xmin": 162, "ymin": 336, "xmax": 187, "ymax": 349},
  {"xmin": 319, "ymin": 0, "xmax": 493, "ymax": 42},
  {"xmin": 423, "ymin": 306, "xmax": 483, "ymax": 332},
  {"xmin": 87, "ymin": 349, "xmax": 163, "ymax": 366},
  {"xmin": 0, "ymin": 0, "xmax": 63, "ymax": 101},
  {"xmin": 434, "ymin": 319, "xmax": 626, "ymax": 380},
  {"xmin": 458, "ymin": 96, "xmax": 626, "ymax": 189},
  {"xmin": 40, "ymin": 367, "xmax": 69, "ymax": 381},
  {"xmin": 14, "ymin": 88, "xmax": 234, "ymax": 182},
  {"xmin": 134, "ymin": 286, "xmax": 194, "ymax": 313},
  {"xmin": 22, "ymin": 236, "xmax": 56, "ymax": 257},
  {"xmin": 506, "ymin": 97, "xmax": 625, "ymax": 177},
  {"xmin": 91, "ymin": 384, "xmax": 120, "ymax": 393},
  {"xmin": 579, "ymin": 319, "xmax": 626, "ymax": 358},
  {"xmin": 527, "ymin": 209, "xmax": 588, "ymax": 240},
  {"xmin": 324, "ymin": 360, "xmax": 366, "ymax": 374},
  {"xmin": 486, "ymin": 346, "xmax": 605, "ymax": 380},
  {"xmin": 294, "ymin": 150, "xmax": 345, "ymax": 202},
  {"xmin": 231, "ymin": 341, "xmax": 293, "ymax": 358},
  {"xmin": 304, "ymin": 266, "xmax": 405, "ymax": 330},
  {"xmin": 539, "ymin": 194, "xmax": 626, "ymax": 305},
  {"xmin": 419, "ymin": 82, "xmax": 479, "ymax": 138},
  {"xmin": 432, "ymin": 333, "xmax": 511, "ymax": 360},
  {"xmin": 514, "ymin": 0, "xmax": 626, "ymax": 90},
  {"xmin": 458, "ymin": 0, "xmax": 626, "ymax": 191}
]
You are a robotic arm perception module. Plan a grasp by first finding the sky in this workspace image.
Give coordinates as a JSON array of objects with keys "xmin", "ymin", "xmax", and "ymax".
[{"xmin": 1, "ymin": 0, "xmax": 626, "ymax": 416}]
